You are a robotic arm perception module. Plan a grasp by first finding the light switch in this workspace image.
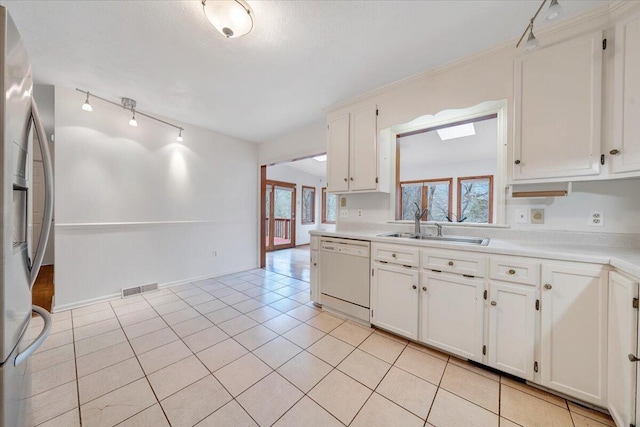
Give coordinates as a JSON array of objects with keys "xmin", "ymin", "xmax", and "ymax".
[{"xmin": 531, "ymin": 209, "xmax": 544, "ymax": 224}]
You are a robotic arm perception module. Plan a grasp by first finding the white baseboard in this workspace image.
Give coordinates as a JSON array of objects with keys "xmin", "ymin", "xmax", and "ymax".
[{"xmin": 51, "ymin": 266, "xmax": 258, "ymax": 313}]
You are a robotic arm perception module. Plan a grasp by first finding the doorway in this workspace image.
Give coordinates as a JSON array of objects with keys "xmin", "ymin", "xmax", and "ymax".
[{"xmin": 265, "ymin": 180, "xmax": 296, "ymax": 252}]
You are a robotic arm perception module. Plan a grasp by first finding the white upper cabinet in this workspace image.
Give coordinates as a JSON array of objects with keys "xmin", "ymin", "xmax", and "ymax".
[
  {"xmin": 611, "ymin": 11, "xmax": 640, "ymax": 174},
  {"xmin": 327, "ymin": 113, "xmax": 350, "ymax": 193},
  {"xmin": 326, "ymin": 103, "xmax": 390, "ymax": 194},
  {"xmin": 513, "ymin": 31, "xmax": 603, "ymax": 181}
]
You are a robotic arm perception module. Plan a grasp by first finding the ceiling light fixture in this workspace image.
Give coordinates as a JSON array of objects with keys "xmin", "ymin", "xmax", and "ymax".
[
  {"xmin": 76, "ymin": 89, "xmax": 185, "ymax": 142},
  {"xmin": 516, "ymin": 0, "xmax": 563, "ymax": 50},
  {"xmin": 202, "ymin": 0, "xmax": 254, "ymax": 39},
  {"xmin": 82, "ymin": 92, "xmax": 93, "ymax": 112}
]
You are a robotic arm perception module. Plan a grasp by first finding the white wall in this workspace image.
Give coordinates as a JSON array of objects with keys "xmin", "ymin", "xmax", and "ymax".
[
  {"xmin": 266, "ymin": 163, "xmax": 334, "ymax": 245},
  {"xmin": 54, "ymin": 86, "xmax": 258, "ymax": 310}
]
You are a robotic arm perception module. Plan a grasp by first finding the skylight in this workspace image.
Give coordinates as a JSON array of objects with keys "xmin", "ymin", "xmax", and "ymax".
[
  {"xmin": 313, "ymin": 155, "xmax": 327, "ymax": 162},
  {"xmin": 436, "ymin": 123, "xmax": 476, "ymax": 141}
]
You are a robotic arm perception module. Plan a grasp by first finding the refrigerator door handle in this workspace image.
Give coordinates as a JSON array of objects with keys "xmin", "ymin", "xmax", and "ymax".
[
  {"xmin": 14, "ymin": 305, "xmax": 51, "ymax": 366},
  {"xmin": 28, "ymin": 98, "xmax": 54, "ymax": 289}
]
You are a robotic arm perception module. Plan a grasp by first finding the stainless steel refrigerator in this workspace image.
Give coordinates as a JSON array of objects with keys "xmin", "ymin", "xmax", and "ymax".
[{"xmin": 0, "ymin": 6, "xmax": 54, "ymax": 427}]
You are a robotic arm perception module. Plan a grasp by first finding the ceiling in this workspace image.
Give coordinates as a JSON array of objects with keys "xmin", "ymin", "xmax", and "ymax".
[
  {"xmin": 283, "ymin": 157, "xmax": 327, "ymax": 179},
  {"xmin": 2, "ymin": 0, "xmax": 610, "ymax": 143}
]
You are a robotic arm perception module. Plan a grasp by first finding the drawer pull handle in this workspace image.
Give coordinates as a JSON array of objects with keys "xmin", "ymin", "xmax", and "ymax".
[
  {"xmin": 422, "ymin": 286, "xmax": 427, "ymax": 291},
  {"xmin": 544, "ymin": 284, "xmax": 552, "ymax": 290},
  {"xmin": 610, "ymin": 149, "xmax": 620, "ymax": 155},
  {"xmin": 392, "ymin": 253, "xmax": 397, "ymax": 258},
  {"xmin": 491, "ymin": 301, "xmax": 497, "ymax": 306},
  {"xmin": 448, "ymin": 261, "xmax": 454, "ymax": 266},
  {"xmin": 507, "ymin": 269, "xmax": 516, "ymax": 275},
  {"xmin": 412, "ymin": 285, "xmax": 417, "ymax": 290}
]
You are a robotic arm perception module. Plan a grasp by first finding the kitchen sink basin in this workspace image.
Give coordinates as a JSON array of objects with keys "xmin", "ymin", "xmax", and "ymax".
[{"xmin": 378, "ymin": 232, "xmax": 490, "ymax": 246}]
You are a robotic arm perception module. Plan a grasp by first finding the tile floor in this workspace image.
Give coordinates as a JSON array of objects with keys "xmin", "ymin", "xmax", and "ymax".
[{"xmin": 24, "ymin": 268, "xmax": 616, "ymax": 427}]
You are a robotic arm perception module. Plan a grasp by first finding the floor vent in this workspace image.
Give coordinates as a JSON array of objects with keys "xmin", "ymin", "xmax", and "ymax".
[{"xmin": 121, "ymin": 283, "xmax": 159, "ymax": 298}]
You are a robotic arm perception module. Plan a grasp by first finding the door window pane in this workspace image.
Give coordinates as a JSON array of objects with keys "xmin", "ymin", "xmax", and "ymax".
[
  {"xmin": 301, "ymin": 186, "xmax": 315, "ymax": 224},
  {"xmin": 458, "ymin": 176, "xmax": 493, "ymax": 224}
]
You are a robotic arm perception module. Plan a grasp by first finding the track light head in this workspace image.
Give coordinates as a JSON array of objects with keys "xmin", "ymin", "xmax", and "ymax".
[
  {"xmin": 82, "ymin": 92, "xmax": 93, "ymax": 112},
  {"xmin": 525, "ymin": 28, "xmax": 540, "ymax": 51},
  {"xmin": 546, "ymin": 0, "xmax": 563, "ymax": 21},
  {"xmin": 129, "ymin": 110, "xmax": 138, "ymax": 127},
  {"xmin": 177, "ymin": 129, "xmax": 184, "ymax": 142}
]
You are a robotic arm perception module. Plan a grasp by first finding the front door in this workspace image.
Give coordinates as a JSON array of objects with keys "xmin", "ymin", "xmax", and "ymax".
[{"xmin": 265, "ymin": 180, "xmax": 296, "ymax": 252}]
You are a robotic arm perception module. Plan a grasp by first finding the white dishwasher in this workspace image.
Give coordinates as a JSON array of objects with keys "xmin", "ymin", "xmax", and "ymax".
[{"xmin": 319, "ymin": 238, "xmax": 371, "ymax": 322}]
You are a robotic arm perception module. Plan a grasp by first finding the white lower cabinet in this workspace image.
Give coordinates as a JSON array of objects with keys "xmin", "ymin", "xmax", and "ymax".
[
  {"xmin": 540, "ymin": 262, "xmax": 608, "ymax": 406},
  {"xmin": 420, "ymin": 271, "xmax": 485, "ymax": 362},
  {"xmin": 607, "ymin": 271, "xmax": 638, "ymax": 427},
  {"xmin": 371, "ymin": 262, "xmax": 419, "ymax": 340},
  {"xmin": 487, "ymin": 281, "xmax": 537, "ymax": 380}
]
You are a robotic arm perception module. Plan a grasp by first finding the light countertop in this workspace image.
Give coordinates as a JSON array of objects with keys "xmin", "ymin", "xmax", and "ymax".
[{"xmin": 310, "ymin": 230, "xmax": 640, "ymax": 278}]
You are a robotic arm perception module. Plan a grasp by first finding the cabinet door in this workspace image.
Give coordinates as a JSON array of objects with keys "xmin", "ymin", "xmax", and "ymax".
[
  {"xmin": 327, "ymin": 113, "xmax": 350, "ymax": 193},
  {"xmin": 607, "ymin": 271, "xmax": 638, "ymax": 427},
  {"xmin": 371, "ymin": 263, "xmax": 419, "ymax": 340},
  {"xmin": 540, "ymin": 263, "xmax": 607, "ymax": 405},
  {"xmin": 420, "ymin": 272, "xmax": 484, "ymax": 362},
  {"xmin": 310, "ymin": 250, "xmax": 320, "ymax": 304},
  {"xmin": 513, "ymin": 31, "xmax": 602, "ymax": 181},
  {"xmin": 349, "ymin": 104, "xmax": 378, "ymax": 191},
  {"xmin": 487, "ymin": 281, "xmax": 537, "ymax": 380},
  {"xmin": 612, "ymin": 12, "xmax": 640, "ymax": 174}
]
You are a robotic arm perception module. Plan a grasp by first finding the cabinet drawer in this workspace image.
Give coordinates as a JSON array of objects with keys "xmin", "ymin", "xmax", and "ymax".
[
  {"xmin": 372, "ymin": 243, "xmax": 420, "ymax": 267},
  {"xmin": 490, "ymin": 257, "xmax": 540, "ymax": 286},
  {"xmin": 422, "ymin": 249, "xmax": 486, "ymax": 277}
]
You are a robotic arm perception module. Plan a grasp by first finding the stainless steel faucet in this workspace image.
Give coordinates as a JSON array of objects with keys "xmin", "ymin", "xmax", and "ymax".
[
  {"xmin": 413, "ymin": 202, "xmax": 428, "ymax": 235},
  {"xmin": 435, "ymin": 223, "xmax": 443, "ymax": 237}
]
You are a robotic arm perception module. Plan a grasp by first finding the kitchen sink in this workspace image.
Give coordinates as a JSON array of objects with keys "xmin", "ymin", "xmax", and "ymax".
[{"xmin": 378, "ymin": 232, "xmax": 490, "ymax": 246}]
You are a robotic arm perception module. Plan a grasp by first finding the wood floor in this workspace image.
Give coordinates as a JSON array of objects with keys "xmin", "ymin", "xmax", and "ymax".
[
  {"xmin": 265, "ymin": 245, "xmax": 310, "ymax": 282},
  {"xmin": 32, "ymin": 264, "xmax": 54, "ymax": 312}
]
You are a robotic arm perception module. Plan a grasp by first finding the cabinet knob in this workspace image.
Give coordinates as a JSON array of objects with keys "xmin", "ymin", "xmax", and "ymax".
[
  {"xmin": 313, "ymin": 263, "xmax": 317, "ymax": 266},
  {"xmin": 448, "ymin": 261, "xmax": 454, "ymax": 266},
  {"xmin": 422, "ymin": 286, "xmax": 427, "ymax": 291},
  {"xmin": 629, "ymin": 354, "xmax": 640, "ymax": 362},
  {"xmin": 544, "ymin": 284, "xmax": 552, "ymax": 290},
  {"xmin": 392, "ymin": 253, "xmax": 397, "ymax": 258},
  {"xmin": 514, "ymin": 160, "xmax": 521, "ymax": 165},
  {"xmin": 491, "ymin": 301, "xmax": 497, "ymax": 306},
  {"xmin": 610, "ymin": 149, "xmax": 620, "ymax": 155},
  {"xmin": 412, "ymin": 285, "xmax": 417, "ymax": 290},
  {"xmin": 507, "ymin": 269, "xmax": 516, "ymax": 275},
  {"xmin": 350, "ymin": 177, "xmax": 354, "ymax": 181},
  {"xmin": 344, "ymin": 178, "xmax": 348, "ymax": 182}
]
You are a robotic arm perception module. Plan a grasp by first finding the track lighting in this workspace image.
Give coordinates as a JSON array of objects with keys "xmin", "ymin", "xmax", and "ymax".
[
  {"xmin": 76, "ymin": 89, "xmax": 185, "ymax": 141},
  {"xmin": 516, "ymin": 0, "xmax": 564, "ymax": 51},
  {"xmin": 129, "ymin": 110, "xmax": 138, "ymax": 127},
  {"xmin": 82, "ymin": 92, "xmax": 93, "ymax": 112}
]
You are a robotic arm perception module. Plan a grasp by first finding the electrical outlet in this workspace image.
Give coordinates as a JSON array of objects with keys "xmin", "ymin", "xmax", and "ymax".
[
  {"xmin": 340, "ymin": 209, "xmax": 349, "ymax": 218},
  {"xmin": 213, "ymin": 250, "xmax": 218, "ymax": 257},
  {"xmin": 515, "ymin": 208, "xmax": 528, "ymax": 224},
  {"xmin": 531, "ymin": 209, "xmax": 544, "ymax": 225},
  {"xmin": 589, "ymin": 211, "xmax": 604, "ymax": 227},
  {"xmin": 357, "ymin": 210, "xmax": 363, "ymax": 218}
]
